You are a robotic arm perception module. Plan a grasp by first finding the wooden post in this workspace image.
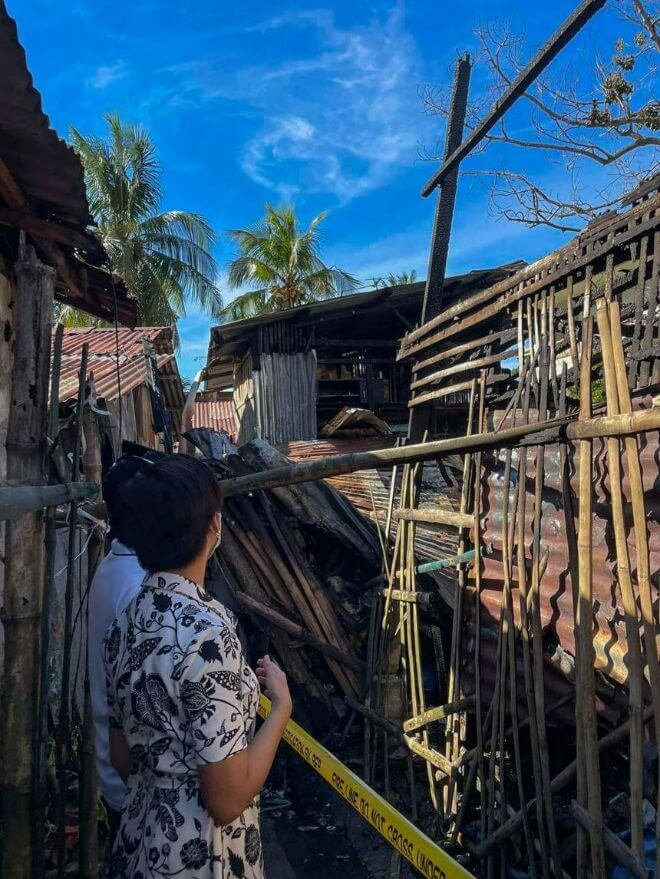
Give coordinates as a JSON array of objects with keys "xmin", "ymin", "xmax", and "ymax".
[
  {"xmin": 1, "ymin": 243, "xmax": 54, "ymax": 879},
  {"xmin": 79, "ymin": 398, "xmax": 102, "ymax": 879}
]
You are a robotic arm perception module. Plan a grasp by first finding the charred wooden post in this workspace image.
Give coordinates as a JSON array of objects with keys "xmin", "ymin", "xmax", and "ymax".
[
  {"xmin": 421, "ymin": 54, "xmax": 471, "ymax": 322},
  {"xmin": 1, "ymin": 244, "xmax": 54, "ymax": 879}
]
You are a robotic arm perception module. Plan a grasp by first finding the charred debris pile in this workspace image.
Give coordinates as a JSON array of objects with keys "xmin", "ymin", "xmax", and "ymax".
[{"xmin": 187, "ymin": 427, "xmax": 459, "ymax": 726}]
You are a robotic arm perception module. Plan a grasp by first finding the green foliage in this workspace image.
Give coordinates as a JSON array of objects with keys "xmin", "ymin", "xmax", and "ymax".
[
  {"xmin": 372, "ymin": 269, "xmax": 418, "ymax": 288},
  {"xmin": 566, "ymin": 378, "xmax": 606, "ymax": 405},
  {"xmin": 70, "ymin": 114, "xmax": 221, "ymax": 336},
  {"xmin": 222, "ymin": 204, "xmax": 357, "ymax": 321}
]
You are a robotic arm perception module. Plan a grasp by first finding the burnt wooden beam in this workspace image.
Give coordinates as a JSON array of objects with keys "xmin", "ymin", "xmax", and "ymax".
[
  {"xmin": 421, "ymin": 0, "xmax": 607, "ymax": 197},
  {"xmin": 422, "ymin": 54, "xmax": 471, "ymax": 321},
  {"xmin": 0, "ymin": 209, "xmax": 92, "ymax": 249}
]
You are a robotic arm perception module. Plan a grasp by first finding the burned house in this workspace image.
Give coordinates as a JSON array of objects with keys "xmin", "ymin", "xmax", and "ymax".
[{"xmin": 204, "ymin": 263, "xmax": 523, "ymax": 444}]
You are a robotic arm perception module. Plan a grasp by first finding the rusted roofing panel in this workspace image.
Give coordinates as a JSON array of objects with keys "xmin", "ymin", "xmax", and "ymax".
[
  {"xmin": 56, "ymin": 327, "xmax": 179, "ymax": 404},
  {"xmin": 478, "ymin": 394, "xmax": 659, "ymax": 688},
  {"xmin": 191, "ymin": 398, "xmax": 238, "ymax": 442},
  {"xmin": 0, "ymin": 2, "xmax": 137, "ymax": 325},
  {"xmin": 279, "ymin": 438, "xmax": 464, "ymax": 596}
]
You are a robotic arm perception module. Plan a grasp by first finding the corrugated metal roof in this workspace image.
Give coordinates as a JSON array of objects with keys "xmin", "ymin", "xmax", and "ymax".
[
  {"xmin": 478, "ymin": 395, "xmax": 659, "ymax": 688},
  {"xmin": 0, "ymin": 1, "xmax": 90, "ymax": 226},
  {"xmin": 191, "ymin": 398, "xmax": 238, "ymax": 441},
  {"xmin": 56, "ymin": 326, "xmax": 178, "ymax": 403},
  {"xmin": 207, "ymin": 263, "xmax": 526, "ymax": 369},
  {"xmin": 0, "ymin": 2, "xmax": 137, "ymax": 326}
]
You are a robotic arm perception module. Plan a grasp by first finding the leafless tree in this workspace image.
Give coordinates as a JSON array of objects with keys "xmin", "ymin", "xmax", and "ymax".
[{"xmin": 421, "ymin": 0, "xmax": 659, "ymax": 232}]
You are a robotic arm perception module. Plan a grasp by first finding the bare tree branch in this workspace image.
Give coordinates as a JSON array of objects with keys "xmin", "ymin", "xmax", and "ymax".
[{"xmin": 421, "ymin": 0, "xmax": 659, "ymax": 232}]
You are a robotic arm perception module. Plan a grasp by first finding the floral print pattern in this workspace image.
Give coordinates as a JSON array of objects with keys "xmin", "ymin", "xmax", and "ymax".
[{"xmin": 104, "ymin": 571, "xmax": 263, "ymax": 877}]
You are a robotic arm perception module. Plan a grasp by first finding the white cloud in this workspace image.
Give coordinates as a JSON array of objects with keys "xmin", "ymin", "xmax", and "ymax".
[
  {"xmin": 236, "ymin": 5, "xmax": 421, "ymax": 203},
  {"xmin": 152, "ymin": 5, "xmax": 424, "ymax": 205},
  {"xmin": 86, "ymin": 60, "xmax": 128, "ymax": 90}
]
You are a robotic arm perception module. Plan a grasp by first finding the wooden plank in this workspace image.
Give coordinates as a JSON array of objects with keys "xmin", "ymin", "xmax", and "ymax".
[
  {"xmin": 393, "ymin": 507, "xmax": 475, "ymax": 528},
  {"xmin": 410, "ymin": 348, "xmax": 514, "ymax": 391},
  {"xmin": 409, "ymin": 373, "xmax": 510, "ymax": 406}
]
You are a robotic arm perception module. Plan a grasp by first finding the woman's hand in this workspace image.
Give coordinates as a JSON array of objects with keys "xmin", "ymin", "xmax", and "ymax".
[{"xmin": 256, "ymin": 655, "xmax": 292, "ymax": 716}]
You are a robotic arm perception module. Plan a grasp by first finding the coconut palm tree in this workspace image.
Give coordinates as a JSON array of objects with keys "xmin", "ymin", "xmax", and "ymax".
[
  {"xmin": 65, "ymin": 113, "xmax": 221, "ymax": 332},
  {"xmin": 222, "ymin": 205, "xmax": 357, "ymax": 321},
  {"xmin": 372, "ymin": 270, "xmax": 418, "ymax": 288}
]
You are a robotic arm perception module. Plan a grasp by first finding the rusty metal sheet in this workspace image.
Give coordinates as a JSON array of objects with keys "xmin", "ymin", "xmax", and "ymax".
[
  {"xmin": 191, "ymin": 399, "xmax": 238, "ymax": 442},
  {"xmin": 279, "ymin": 438, "xmax": 464, "ymax": 596},
  {"xmin": 478, "ymin": 395, "xmax": 659, "ymax": 688},
  {"xmin": 56, "ymin": 327, "xmax": 181, "ymax": 406}
]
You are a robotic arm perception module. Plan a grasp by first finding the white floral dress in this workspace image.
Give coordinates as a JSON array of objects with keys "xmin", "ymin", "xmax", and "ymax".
[{"xmin": 104, "ymin": 571, "xmax": 263, "ymax": 878}]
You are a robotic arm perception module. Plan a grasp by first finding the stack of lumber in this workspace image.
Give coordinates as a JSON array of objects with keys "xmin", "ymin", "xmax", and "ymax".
[{"xmin": 187, "ymin": 428, "xmax": 381, "ymax": 711}]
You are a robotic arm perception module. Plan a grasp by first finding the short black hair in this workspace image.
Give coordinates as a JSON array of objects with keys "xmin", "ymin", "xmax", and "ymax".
[
  {"xmin": 115, "ymin": 454, "xmax": 222, "ymax": 572},
  {"xmin": 103, "ymin": 456, "xmax": 152, "ymax": 544}
]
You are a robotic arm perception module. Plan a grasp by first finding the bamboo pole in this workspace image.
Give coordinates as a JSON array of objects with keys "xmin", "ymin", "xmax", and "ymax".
[
  {"xmin": 596, "ymin": 299, "xmax": 645, "ymax": 858},
  {"xmin": 444, "ymin": 377, "xmax": 477, "ymax": 819},
  {"xmin": 1, "ymin": 245, "xmax": 55, "ymax": 879},
  {"xmin": 56, "ymin": 342, "xmax": 89, "ymax": 878},
  {"xmin": 0, "ymin": 482, "xmax": 98, "ymax": 521},
  {"xmin": 609, "ymin": 297, "xmax": 660, "ymax": 877},
  {"xmin": 514, "ymin": 332, "xmax": 552, "ymax": 879},
  {"xmin": 393, "ymin": 508, "xmax": 474, "ymax": 528},
  {"xmin": 34, "ymin": 322, "xmax": 64, "ymax": 879},
  {"xmin": 475, "ymin": 706, "xmax": 654, "ymax": 857},
  {"xmin": 575, "ymin": 314, "xmax": 606, "ymax": 879},
  {"xmin": 473, "ymin": 374, "xmax": 488, "ymax": 846},
  {"xmin": 529, "ymin": 298, "xmax": 563, "ymax": 875},
  {"xmin": 78, "ymin": 402, "xmax": 103, "ymax": 879},
  {"xmin": 499, "ymin": 383, "xmax": 539, "ymax": 876},
  {"xmin": 220, "ymin": 408, "xmax": 660, "ymax": 497},
  {"xmin": 403, "ymin": 696, "xmax": 476, "ymax": 733}
]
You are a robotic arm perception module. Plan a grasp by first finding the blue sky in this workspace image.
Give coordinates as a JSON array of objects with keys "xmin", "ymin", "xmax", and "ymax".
[{"xmin": 10, "ymin": 0, "xmax": 629, "ymax": 379}]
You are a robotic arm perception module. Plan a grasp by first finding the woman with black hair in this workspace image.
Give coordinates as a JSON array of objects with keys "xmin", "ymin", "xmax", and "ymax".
[{"xmin": 104, "ymin": 454, "xmax": 291, "ymax": 878}]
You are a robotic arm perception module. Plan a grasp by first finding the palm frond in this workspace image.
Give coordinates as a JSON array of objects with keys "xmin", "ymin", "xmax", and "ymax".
[
  {"xmin": 221, "ymin": 289, "xmax": 270, "ymax": 321},
  {"xmin": 70, "ymin": 114, "xmax": 218, "ymax": 332},
  {"xmin": 224, "ymin": 205, "xmax": 357, "ymax": 315}
]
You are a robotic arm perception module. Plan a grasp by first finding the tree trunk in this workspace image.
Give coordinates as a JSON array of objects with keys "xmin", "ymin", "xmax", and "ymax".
[{"xmin": 1, "ymin": 244, "xmax": 54, "ymax": 879}]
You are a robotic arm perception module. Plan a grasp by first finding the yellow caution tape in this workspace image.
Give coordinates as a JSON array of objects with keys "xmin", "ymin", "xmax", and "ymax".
[{"xmin": 258, "ymin": 695, "xmax": 472, "ymax": 879}]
